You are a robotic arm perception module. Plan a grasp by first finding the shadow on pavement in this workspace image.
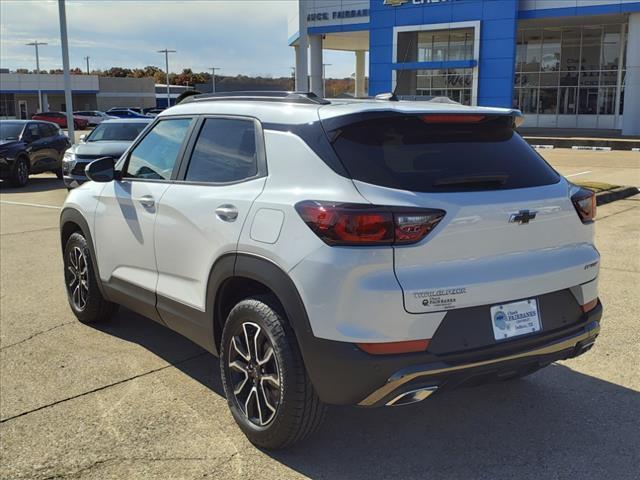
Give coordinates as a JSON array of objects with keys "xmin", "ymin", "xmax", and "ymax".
[
  {"xmin": 98, "ymin": 308, "xmax": 640, "ymax": 480},
  {"xmin": 93, "ymin": 308, "xmax": 224, "ymax": 397},
  {"xmin": 0, "ymin": 175, "xmax": 66, "ymax": 193}
]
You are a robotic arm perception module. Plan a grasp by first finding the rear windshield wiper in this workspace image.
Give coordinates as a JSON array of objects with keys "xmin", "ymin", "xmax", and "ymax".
[{"xmin": 432, "ymin": 174, "xmax": 509, "ymax": 188}]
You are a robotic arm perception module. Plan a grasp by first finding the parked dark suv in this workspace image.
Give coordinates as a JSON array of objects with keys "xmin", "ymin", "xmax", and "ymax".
[{"xmin": 0, "ymin": 120, "xmax": 71, "ymax": 187}]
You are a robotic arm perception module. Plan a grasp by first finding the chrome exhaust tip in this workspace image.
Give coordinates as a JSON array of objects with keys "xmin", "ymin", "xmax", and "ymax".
[{"xmin": 385, "ymin": 386, "xmax": 438, "ymax": 407}]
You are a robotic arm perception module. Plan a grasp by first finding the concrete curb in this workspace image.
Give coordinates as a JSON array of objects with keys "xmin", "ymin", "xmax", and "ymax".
[
  {"xmin": 594, "ymin": 186, "xmax": 639, "ymax": 206},
  {"xmin": 523, "ymin": 137, "xmax": 640, "ymax": 151}
]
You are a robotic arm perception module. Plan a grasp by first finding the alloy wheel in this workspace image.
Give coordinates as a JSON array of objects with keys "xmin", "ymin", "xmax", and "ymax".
[
  {"xmin": 228, "ymin": 322, "xmax": 281, "ymax": 426},
  {"xmin": 16, "ymin": 160, "xmax": 28, "ymax": 185},
  {"xmin": 67, "ymin": 246, "xmax": 89, "ymax": 311}
]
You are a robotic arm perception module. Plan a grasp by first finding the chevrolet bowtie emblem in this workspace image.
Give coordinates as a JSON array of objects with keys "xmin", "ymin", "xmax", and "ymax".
[
  {"xmin": 509, "ymin": 210, "xmax": 538, "ymax": 225},
  {"xmin": 384, "ymin": 0, "xmax": 409, "ymax": 6}
]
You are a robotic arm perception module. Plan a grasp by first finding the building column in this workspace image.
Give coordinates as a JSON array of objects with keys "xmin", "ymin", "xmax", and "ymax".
[
  {"xmin": 42, "ymin": 92, "xmax": 49, "ymax": 112},
  {"xmin": 355, "ymin": 51, "xmax": 366, "ymax": 98},
  {"xmin": 623, "ymin": 13, "xmax": 640, "ymax": 135},
  {"xmin": 295, "ymin": 0, "xmax": 309, "ymax": 92},
  {"xmin": 309, "ymin": 35, "xmax": 323, "ymax": 97}
]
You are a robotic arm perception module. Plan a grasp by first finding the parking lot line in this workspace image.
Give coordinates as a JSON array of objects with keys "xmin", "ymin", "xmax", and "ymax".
[
  {"xmin": 0, "ymin": 200, "xmax": 62, "ymax": 210},
  {"xmin": 565, "ymin": 171, "xmax": 593, "ymax": 178}
]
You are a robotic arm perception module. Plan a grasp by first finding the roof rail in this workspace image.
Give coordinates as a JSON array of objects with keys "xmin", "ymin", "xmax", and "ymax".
[{"xmin": 181, "ymin": 91, "xmax": 331, "ymax": 105}]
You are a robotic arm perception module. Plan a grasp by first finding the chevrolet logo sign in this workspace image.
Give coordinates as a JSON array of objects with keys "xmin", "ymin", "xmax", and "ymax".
[
  {"xmin": 509, "ymin": 210, "xmax": 538, "ymax": 225},
  {"xmin": 384, "ymin": 0, "xmax": 409, "ymax": 6}
]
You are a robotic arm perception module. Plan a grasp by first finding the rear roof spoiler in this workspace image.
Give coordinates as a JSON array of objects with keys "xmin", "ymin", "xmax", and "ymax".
[{"xmin": 320, "ymin": 109, "xmax": 525, "ymax": 131}]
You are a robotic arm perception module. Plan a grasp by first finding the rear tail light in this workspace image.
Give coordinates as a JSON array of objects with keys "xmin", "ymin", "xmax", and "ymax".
[
  {"xmin": 581, "ymin": 298, "xmax": 598, "ymax": 314},
  {"xmin": 571, "ymin": 187, "xmax": 596, "ymax": 223},
  {"xmin": 357, "ymin": 339, "xmax": 430, "ymax": 355},
  {"xmin": 295, "ymin": 201, "xmax": 445, "ymax": 246}
]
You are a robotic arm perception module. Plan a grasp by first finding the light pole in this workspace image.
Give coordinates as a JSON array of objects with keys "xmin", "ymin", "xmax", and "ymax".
[
  {"xmin": 84, "ymin": 56, "xmax": 90, "ymax": 74},
  {"xmin": 58, "ymin": 0, "xmax": 75, "ymax": 140},
  {"xmin": 158, "ymin": 49, "xmax": 176, "ymax": 107},
  {"xmin": 209, "ymin": 67, "xmax": 220, "ymax": 94},
  {"xmin": 25, "ymin": 41, "xmax": 48, "ymax": 112},
  {"xmin": 322, "ymin": 63, "xmax": 332, "ymax": 98}
]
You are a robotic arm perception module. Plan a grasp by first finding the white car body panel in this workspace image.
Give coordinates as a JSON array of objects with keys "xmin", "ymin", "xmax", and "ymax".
[
  {"xmin": 353, "ymin": 179, "xmax": 599, "ymax": 314},
  {"xmin": 237, "ymin": 130, "xmax": 366, "ymax": 272},
  {"xmin": 154, "ymin": 179, "xmax": 266, "ymax": 311},
  {"xmin": 93, "ymin": 180, "xmax": 170, "ymax": 291}
]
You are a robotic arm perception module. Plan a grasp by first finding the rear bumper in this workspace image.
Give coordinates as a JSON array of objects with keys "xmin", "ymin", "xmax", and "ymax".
[{"xmin": 300, "ymin": 300, "xmax": 602, "ymax": 407}]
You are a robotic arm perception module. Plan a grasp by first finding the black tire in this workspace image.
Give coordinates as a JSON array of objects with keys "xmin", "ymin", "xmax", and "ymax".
[
  {"xmin": 220, "ymin": 296, "xmax": 326, "ymax": 449},
  {"xmin": 63, "ymin": 232, "xmax": 117, "ymax": 324},
  {"xmin": 9, "ymin": 156, "xmax": 29, "ymax": 187},
  {"xmin": 54, "ymin": 168, "xmax": 63, "ymax": 179}
]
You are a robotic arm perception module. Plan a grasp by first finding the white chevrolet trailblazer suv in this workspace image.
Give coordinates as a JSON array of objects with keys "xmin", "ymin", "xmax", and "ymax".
[{"xmin": 60, "ymin": 91, "xmax": 602, "ymax": 449}]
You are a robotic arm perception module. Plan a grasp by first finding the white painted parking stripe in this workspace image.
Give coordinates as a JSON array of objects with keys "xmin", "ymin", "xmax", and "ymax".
[
  {"xmin": 531, "ymin": 144, "xmax": 554, "ymax": 149},
  {"xmin": 565, "ymin": 171, "xmax": 593, "ymax": 178},
  {"xmin": 571, "ymin": 146, "xmax": 612, "ymax": 151},
  {"xmin": 0, "ymin": 200, "xmax": 62, "ymax": 210}
]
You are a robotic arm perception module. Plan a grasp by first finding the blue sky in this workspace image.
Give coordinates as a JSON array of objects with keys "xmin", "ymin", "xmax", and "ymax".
[{"xmin": 0, "ymin": 0, "xmax": 356, "ymax": 78}]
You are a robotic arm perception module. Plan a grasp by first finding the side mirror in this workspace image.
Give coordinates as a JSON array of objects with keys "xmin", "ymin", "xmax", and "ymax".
[
  {"xmin": 85, "ymin": 157, "xmax": 115, "ymax": 182},
  {"xmin": 79, "ymin": 134, "xmax": 86, "ymax": 142}
]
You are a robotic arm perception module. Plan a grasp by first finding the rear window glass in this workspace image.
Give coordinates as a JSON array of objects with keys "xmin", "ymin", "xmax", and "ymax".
[
  {"xmin": 329, "ymin": 115, "xmax": 560, "ymax": 192},
  {"xmin": 87, "ymin": 122, "xmax": 147, "ymax": 142}
]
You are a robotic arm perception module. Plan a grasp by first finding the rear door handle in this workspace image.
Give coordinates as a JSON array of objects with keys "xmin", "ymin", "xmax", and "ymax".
[
  {"xmin": 215, "ymin": 204, "xmax": 238, "ymax": 222},
  {"xmin": 137, "ymin": 195, "xmax": 155, "ymax": 208}
]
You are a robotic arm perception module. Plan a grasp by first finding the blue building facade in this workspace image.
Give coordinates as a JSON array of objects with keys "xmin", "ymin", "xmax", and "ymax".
[{"xmin": 291, "ymin": 0, "xmax": 640, "ymax": 134}]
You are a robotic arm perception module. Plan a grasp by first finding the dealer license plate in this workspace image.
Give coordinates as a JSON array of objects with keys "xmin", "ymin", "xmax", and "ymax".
[{"xmin": 490, "ymin": 298, "xmax": 542, "ymax": 341}]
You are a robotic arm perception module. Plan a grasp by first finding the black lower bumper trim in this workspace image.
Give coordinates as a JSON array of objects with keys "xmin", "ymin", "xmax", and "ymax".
[
  {"xmin": 359, "ymin": 319, "xmax": 600, "ymax": 407},
  {"xmin": 299, "ymin": 301, "xmax": 602, "ymax": 406}
]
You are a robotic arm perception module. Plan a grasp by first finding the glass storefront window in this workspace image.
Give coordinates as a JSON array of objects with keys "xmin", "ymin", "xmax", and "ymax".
[
  {"xmin": 516, "ymin": 22, "xmax": 627, "ymax": 123},
  {"xmin": 561, "ymin": 28, "xmax": 581, "ymax": 73},
  {"xmin": 399, "ymin": 28, "xmax": 474, "ymax": 64},
  {"xmin": 580, "ymin": 71, "xmax": 600, "ymax": 87},
  {"xmin": 598, "ymin": 87, "xmax": 616, "ymax": 114},
  {"xmin": 560, "ymin": 71, "xmax": 579, "ymax": 86},
  {"xmin": 523, "ymin": 30, "xmax": 543, "ymax": 72},
  {"xmin": 449, "ymin": 29, "xmax": 474, "ymax": 61},
  {"xmin": 541, "ymin": 29, "xmax": 561, "ymax": 72},
  {"xmin": 539, "ymin": 89, "xmax": 558, "ymax": 114},
  {"xmin": 581, "ymin": 27, "xmax": 602, "ymax": 71},
  {"xmin": 0, "ymin": 93, "xmax": 16, "ymax": 118},
  {"xmin": 520, "ymin": 72, "xmax": 539, "ymax": 87},
  {"xmin": 559, "ymin": 87, "xmax": 578, "ymax": 114},
  {"xmin": 398, "ymin": 68, "xmax": 473, "ymax": 105},
  {"xmin": 540, "ymin": 72, "xmax": 559, "ymax": 87},
  {"xmin": 602, "ymin": 25, "xmax": 621, "ymax": 70},
  {"xmin": 516, "ymin": 31, "xmax": 525, "ymax": 71},
  {"xmin": 578, "ymin": 87, "xmax": 599, "ymax": 114}
]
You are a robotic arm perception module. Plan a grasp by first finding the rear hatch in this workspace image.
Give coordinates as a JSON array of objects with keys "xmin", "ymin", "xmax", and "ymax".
[{"xmin": 321, "ymin": 108, "xmax": 599, "ymax": 314}]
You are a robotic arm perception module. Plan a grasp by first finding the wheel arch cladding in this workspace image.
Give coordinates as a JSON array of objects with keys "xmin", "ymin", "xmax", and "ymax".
[
  {"xmin": 211, "ymin": 253, "xmax": 314, "ymax": 353},
  {"xmin": 59, "ymin": 208, "xmax": 108, "ymax": 299}
]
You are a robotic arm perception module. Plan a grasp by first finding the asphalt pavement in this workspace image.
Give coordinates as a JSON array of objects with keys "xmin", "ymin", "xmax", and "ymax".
[{"xmin": 0, "ymin": 149, "xmax": 638, "ymax": 479}]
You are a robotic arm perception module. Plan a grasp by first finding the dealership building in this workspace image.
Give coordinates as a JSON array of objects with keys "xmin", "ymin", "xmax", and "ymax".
[
  {"xmin": 290, "ymin": 0, "xmax": 640, "ymax": 134},
  {"xmin": 0, "ymin": 73, "xmax": 156, "ymax": 119}
]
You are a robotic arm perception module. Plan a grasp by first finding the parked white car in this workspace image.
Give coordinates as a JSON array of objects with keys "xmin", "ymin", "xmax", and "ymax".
[
  {"xmin": 60, "ymin": 91, "xmax": 602, "ymax": 450},
  {"xmin": 73, "ymin": 111, "xmax": 117, "ymax": 127}
]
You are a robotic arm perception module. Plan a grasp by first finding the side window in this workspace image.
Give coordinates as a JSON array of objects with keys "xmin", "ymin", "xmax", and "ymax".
[
  {"xmin": 26, "ymin": 123, "xmax": 41, "ymax": 139},
  {"xmin": 37, "ymin": 123, "xmax": 51, "ymax": 138},
  {"xmin": 185, "ymin": 118, "xmax": 258, "ymax": 183},
  {"xmin": 124, "ymin": 118, "xmax": 191, "ymax": 180}
]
